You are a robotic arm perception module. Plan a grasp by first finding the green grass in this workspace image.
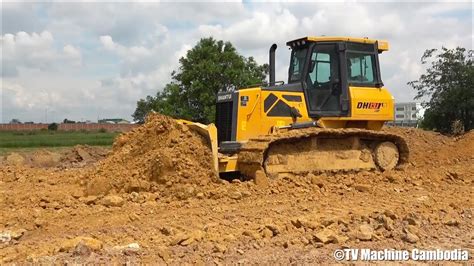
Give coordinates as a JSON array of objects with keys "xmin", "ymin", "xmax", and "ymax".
[{"xmin": 0, "ymin": 130, "xmax": 119, "ymax": 149}]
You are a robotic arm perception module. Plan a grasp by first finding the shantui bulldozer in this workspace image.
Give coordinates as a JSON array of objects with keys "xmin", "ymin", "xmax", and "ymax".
[{"xmin": 179, "ymin": 36, "xmax": 409, "ymax": 179}]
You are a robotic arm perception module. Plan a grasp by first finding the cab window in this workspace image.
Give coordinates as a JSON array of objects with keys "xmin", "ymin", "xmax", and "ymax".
[
  {"xmin": 347, "ymin": 53, "xmax": 375, "ymax": 84},
  {"xmin": 289, "ymin": 47, "xmax": 308, "ymax": 83},
  {"xmin": 309, "ymin": 53, "xmax": 331, "ymax": 84}
]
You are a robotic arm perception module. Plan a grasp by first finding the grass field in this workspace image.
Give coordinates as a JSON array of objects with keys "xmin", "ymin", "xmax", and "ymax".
[{"xmin": 0, "ymin": 130, "xmax": 119, "ymax": 149}]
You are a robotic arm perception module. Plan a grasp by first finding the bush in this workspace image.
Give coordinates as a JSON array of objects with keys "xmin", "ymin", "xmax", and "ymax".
[{"xmin": 48, "ymin": 123, "xmax": 58, "ymax": 131}]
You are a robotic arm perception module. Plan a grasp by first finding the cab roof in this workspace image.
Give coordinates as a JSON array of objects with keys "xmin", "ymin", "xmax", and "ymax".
[{"xmin": 286, "ymin": 36, "xmax": 389, "ymax": 52}]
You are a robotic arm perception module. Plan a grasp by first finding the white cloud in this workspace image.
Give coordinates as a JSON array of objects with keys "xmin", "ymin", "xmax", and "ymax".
[
  {"xmin": 99, "ymin": 35, "xmax": 116, "ymax": 50},
  {"xmin": 100, "ymin": 35, "xmax": 153, "ymax": 62},
  {"xmin": 1, "ymin": 31, "xmax": 82, "ymax": 76},
  {"xmin": 1, "ymin": 2, "xmax": 472, "ymax": 123},
  {"xmin": 199, "ymin": 9, "xmax": 300, "ymax": 50}
]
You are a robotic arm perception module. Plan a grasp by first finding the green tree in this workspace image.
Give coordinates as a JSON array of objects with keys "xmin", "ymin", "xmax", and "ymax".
[
  {"xmin": 133, "ymin": 37, "xmax": 268, "ymax": 123},
  {"xmin": 408, "ymin": 47, "xmax": 473, "ymax": 133}
]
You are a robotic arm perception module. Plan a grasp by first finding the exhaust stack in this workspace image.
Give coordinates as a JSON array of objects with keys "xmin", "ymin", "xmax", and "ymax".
[{"xmin": 269, "ymin": 44, "xmax": 277, "ymax": 85}]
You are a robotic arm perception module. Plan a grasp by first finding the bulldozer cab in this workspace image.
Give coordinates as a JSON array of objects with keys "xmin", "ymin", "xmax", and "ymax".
[{"xmin": 287, "ymin": 37, "xmax": 386, "ymax": 118}]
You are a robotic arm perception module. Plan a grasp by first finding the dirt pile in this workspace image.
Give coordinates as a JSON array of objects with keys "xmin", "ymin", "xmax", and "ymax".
[
  {"xmin": 1, "ymin": 146, "xmax": 108, "ymax": 168},
  {"xmin": 84, "ymin": 113, "xmax": 218, "ymax": 198},
  {"xmin": 384, "ymin": 127, "xmax": 474, "ymax": 169},
  {"xmin": 60, "ymin": 145, "xmax": 109, "ymax": 168},
  {"xmin": 3, "ymin": 150, "xmax": 62, "ymax": 168}
]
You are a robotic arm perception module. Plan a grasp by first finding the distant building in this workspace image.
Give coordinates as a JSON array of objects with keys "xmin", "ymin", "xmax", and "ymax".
[
  {"xmin": 387, "ymin": 102, "xmax": 425, "ymax": 127},
  {"xmin": 98, "ymin": 118, "xmax": 130, "ymax": 124}
]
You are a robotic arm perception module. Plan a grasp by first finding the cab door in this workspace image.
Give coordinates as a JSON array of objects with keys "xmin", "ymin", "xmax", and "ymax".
[{"xmin": 304, "ymin": 43, "xmax": 346, "ymax": 117}]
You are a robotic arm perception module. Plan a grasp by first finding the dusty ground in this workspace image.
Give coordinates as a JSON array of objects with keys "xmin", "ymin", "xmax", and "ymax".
[{"xmin": 1, "ymin": 115, "xmax": 473, "ymax": 264}]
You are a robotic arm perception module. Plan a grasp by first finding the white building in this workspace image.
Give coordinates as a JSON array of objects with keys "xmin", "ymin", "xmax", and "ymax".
[{"xmin": 389, "ymin": 102, "xmax": 425, "ymax": 127}]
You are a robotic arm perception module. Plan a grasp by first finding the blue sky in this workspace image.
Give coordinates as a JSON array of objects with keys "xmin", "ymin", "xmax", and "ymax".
[{"xmin": 1, "ymin": 1, "xmax": 472, "ymax": 123}]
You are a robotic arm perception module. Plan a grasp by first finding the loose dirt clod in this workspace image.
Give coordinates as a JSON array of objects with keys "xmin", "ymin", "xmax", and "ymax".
[
  {"xmin": 60, "ymin": 145, "xmax": 109, "ymax": 168},
  {"xmin": 6, "ymin": 153, "xmax": 26, "ymax": 166},
  {"xmin": 84, "ymin": 113, "xmax": 218, "ymax": 198}
]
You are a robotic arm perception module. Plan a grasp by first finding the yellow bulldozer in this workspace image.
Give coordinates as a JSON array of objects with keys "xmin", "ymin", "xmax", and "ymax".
[{"xmin": 180, "ymin": 36, "xmax": 409, "ymax": 179}]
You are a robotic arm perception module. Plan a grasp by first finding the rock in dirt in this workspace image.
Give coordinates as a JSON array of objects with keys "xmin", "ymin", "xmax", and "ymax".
[
  {"xmin": 85, "ymin": 176, "xmax": 112, "ymax": 196},
  {"xmin": 291, "ymin": 217, "xmax": 320, "ymax": 230},
  {"xmin": 80, "ymin": 196, "xmax": 98, "ymax": 205},
  {"xmin": 9, "ymin": 229, "xmax": 26, "ymax": 240},
  {"xmin": 242, "ymin": 230, "xmax": 261, "ymax": 240},
  {"xmin": 34, "ymin": 218, "xmax": 46, "ymax": 228},
  {"xmin": 313, "ymin": 228, "xmax": 338, "ymax": 244},
  {"xmin": 229, "ymin": 191, "xmax": 242, "ymax": 200},
  {"xmin": 156, "ymin": 246, "xmax": 171, "ymax": 262},
  {"xmin": 384, "ymin": 209, "xmax": 398, "ymax": 220},
  {"xmin": 265, "ymin": 224, "xmax": 281, "ymax": 236},
  {"xmin": 403, "ymin": 232, "xmax": 419, "ymax": 243},
  {"xmin": 356, "ymin": 224, "xmax": 374, "ymax": 241},
  {"xmin": 354, "ymin": 184, "xmax": 371, "ymax": 193},
  {"xmin": 309, "ymin": 174, "xmax": 325, "ymax": 188},
  {"xmin": 160, "ymin": 226, "xmax": 176, "ymax": 236},
  {"xmin": 254, "ymin": 170, "xmax": 269, "ymax": 188},
  {"xmin": 101, "ymin": 195, "xmax": 124, "ymax": 207},
  {"xmin": 404, "ymin": 213, "xmax": 420, "ymax": 226},
  {"xmin": 443, "ymin": 215, "xmax": 460, "ymax": 226},
  {"xmin": 0, "ymin": 229, "xmax": 26, "ymax": 243},
  {"xmin": 73, "ymin": 243, "xmax": 90, "ymax": 256},
  {"xmin": 213, "ymin": 243, "xmax": 228, "ymax": 253},
  {"xmin": 383, "ymin": 216, "xmax": 395, "ymax": 231},
  {"xmin": 261, "ymin": 228, "xmax": 274, "ymax": 238},
  {"xmin": 60, "ymin": 236, "xmax": 103, "ymax": 252},
  {"xmin": 113, "ymin": 243, "xmax": 140, "ymax": 255},
  {"xmin": 0, "ymin": 232, "xmax": 12, "ymax": 243},
  {"xmin": 172, "ymin": 230, "xmax": 205, "ymax": 246}
]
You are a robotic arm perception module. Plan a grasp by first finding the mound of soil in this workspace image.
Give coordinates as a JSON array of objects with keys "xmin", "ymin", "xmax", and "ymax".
[
  {"xmin": 84, "ymin": 113, "xmax": 218, "ymax": 197},
  {"xmin": 383, "ymin": 127, "xmax": 474, "ymax": 168},
  {"xmin": 1, "ymin": 126, "xmax": 472, "ymax": 264},
  {"xmin": 60, "ymin": 145, "xmax": 109, "ymax": 168},
  {"xmin": 30, "ymin": 150, "xmax": 62, "ymax": 167}
]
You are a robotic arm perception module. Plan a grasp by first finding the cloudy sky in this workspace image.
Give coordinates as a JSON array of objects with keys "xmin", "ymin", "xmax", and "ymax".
[{"xmin": 1, "ymin": 1, "xmax": 472, "ymax": 123}]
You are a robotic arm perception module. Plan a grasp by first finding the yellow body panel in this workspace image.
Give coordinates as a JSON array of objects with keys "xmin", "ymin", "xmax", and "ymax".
[
  {"xmin": 348, "ymin": 87, "xmax": 394, "ymax": 120},
  {"xmin": 233, "ymin": 86, "xmax": 394, "ymax": 141},
  {"xmin": 218, "ymin": 156, "xmax": 238, "ymax": 173},
  {"xmin": 234, "ymin": 88, "xmax": 311, "ymax": 141}
]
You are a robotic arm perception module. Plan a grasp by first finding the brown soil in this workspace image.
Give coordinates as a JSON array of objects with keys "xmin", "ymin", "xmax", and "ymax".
[
  {"xmin": 1, "ymin": 145, "xmax": 109, "ymax": 169},
  {"xmin": 1, "ymin": 116, "xmax": 473, "ymax": 264},
  {"xmin": 60, "ymin": 145, "xmax": 109, "ymax": 168},
  {"xmin": 83, "ymin": 113, "xmax": 219, "ymax": 198}
]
